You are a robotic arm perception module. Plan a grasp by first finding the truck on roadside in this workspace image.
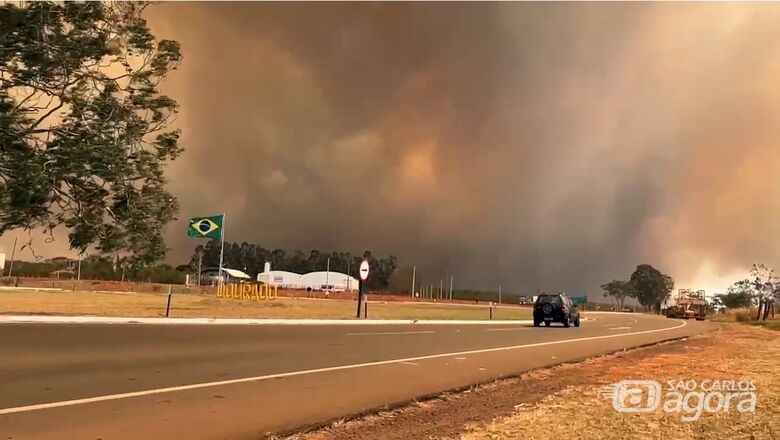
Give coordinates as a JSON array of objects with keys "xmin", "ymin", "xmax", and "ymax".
[{"xmin": 665, "ymin": 289, "xmax": 707, "ymax": 320}]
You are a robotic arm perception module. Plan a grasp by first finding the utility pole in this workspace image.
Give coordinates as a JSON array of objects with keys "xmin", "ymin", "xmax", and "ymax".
[
  {"xmin": 7, "ymin": 237, "xmax": 17, "ymax": 277},
  {"xmin": 499, "ymin": 284, "xmax": 502, "ymax": 304},
  {"xmin": 439, "ymin": 279, "xmax": 443, "ymax": 300},
  {"xmin": 325, "ymin": 257, "xmax": 330, "ymax": 292},
  {"xmin": 347, "ymin": 259, "xmax": 351, "ymax": 291},
  {"xmin": 411, "ymin": 265, "xmax": 416, "ymax": 299},
  {"xmin": 449, "ymin": 275, "xmax": 453, "ymax": 300},
  {"xmin": 197, "ymin": 252, "xmax": 203, "ymax": 286},
  {"xmin": 77, "ymin": 256, "xmax": 82, "ymax": 281},
  {"xmin": 217, "ymin": 213, "xmax": 227, "ymax": 285}
]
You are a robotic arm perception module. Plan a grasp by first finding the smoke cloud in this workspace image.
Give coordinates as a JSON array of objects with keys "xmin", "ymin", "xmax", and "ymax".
[{"xmin": 5, "ymin": 3, "xmax": 778, "ymax": 294}]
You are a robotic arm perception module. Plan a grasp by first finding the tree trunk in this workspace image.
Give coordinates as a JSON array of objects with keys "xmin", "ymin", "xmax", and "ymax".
[{"xmin": 756, "ymin": 298, "xmax": 763, "ymax": 321}]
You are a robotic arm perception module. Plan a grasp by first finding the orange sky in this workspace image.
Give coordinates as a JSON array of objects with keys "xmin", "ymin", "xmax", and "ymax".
[{"xmin": 3, "ymin": 3, "xmax": 780, "ymax": 293}]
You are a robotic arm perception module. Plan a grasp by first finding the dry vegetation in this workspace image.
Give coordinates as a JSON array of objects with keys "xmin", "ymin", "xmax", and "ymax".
[
  {"xmin": 712, "ymin": 307, "xmax": 780, "ymax": 331},
  {"xmin": 461, "ymin": 325, "xmax": 778, "ymax": 440},
  {"xmin": 288, "ymin": 324, "xmax": 778, "ymax": 440},
  {"xmin": 0, "ymin": 289, "xmax": 531, "ymax": 321}
]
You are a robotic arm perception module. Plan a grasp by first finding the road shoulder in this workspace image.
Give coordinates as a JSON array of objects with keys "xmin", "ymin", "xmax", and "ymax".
[{"xmin": 285, "ymin": 323, "xmax": 776, "ymax": 440}]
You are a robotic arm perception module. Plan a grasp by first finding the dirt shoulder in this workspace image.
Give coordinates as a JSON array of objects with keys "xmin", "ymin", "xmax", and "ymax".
[{"xmin": 286, "ymin": 324, "xmax": 778, "ymax": 440}]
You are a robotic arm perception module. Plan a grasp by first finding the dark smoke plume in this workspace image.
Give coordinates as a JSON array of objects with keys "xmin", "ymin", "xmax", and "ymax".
[{"xmin": 14, "ymin": 2, "xmax": 774, "ymax": 293}]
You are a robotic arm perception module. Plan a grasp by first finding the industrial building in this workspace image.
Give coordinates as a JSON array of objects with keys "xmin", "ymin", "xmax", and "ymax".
[{"xmin": 256, "ymin": 262, "xmax": 358, "ymax": 292}]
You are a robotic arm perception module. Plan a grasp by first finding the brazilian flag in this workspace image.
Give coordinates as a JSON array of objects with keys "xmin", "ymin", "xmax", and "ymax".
[{"xmin": 188, "ymin": 215, "xmax": 224, "ymax": 239}]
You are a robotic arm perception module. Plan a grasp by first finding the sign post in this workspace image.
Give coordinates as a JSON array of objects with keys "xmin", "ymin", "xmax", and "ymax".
[{"xmin": 357, "ymin": 260, "xmax": 369, "ymax": 318}]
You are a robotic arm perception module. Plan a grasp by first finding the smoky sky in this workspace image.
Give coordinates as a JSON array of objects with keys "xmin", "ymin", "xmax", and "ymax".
[
  {"xmin": 5, "ymin": 2, "xmax": 780, "ymax": 294},
  {"xmin": 143, "ymin": 2, "xmax": 780, "ymax": 292}
]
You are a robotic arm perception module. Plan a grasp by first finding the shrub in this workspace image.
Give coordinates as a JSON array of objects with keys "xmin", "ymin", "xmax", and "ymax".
[{"xmin": 729, "ymin": 308, "xmax": 756, "ymax": 322}]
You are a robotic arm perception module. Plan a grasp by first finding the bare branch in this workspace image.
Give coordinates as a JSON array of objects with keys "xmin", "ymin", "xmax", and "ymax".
[
  {"xmin": 26, "ymin": 101, "xmax": 65, "ymax": 134},
  {"xmin": 11, "ymin": 89, "xmax": 41, "ymax": 113}
]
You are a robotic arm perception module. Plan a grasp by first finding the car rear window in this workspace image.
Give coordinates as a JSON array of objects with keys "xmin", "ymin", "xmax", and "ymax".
[{"xmin": 536, "ymin": 295, "xmax": 562, "ymax": 305}]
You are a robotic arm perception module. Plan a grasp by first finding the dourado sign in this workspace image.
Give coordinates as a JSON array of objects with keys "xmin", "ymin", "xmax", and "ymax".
[{"xmin": 217, "ymin": 283, "xmax": 278, "ymax": 301}]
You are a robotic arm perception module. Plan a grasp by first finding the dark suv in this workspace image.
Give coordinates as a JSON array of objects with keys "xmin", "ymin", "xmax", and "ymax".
[{"xmin": 533, "ymin": 293, "xmax": 580, "ymax": 327}]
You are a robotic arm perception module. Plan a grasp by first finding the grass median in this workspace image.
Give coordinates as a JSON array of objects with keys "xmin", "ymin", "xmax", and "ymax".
[{"xmin": 0, "ymin": 289, "xmax": 531, "ymax": 321}]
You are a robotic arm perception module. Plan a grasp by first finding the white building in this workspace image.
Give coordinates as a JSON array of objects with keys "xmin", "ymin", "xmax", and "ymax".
[
  {"xmin": 256, "ymin": 262, "xmax": 358, "ymax": 292},
  {"xmin": 256, "ymin": 270, "xmax": 304, "ymax": 289}
]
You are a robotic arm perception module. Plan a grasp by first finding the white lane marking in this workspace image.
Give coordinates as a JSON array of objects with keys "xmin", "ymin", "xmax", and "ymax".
[
  {"xmin": 485, "ymin": 327, "xmax": 527, "ymax": 332},
  {"xmin": 609, "ymin": 327, "xmax": 632, "ymax": 330},
  {"xmin": 0, "ymin": 315, "xmax": 532, "ymax": 326},
  {"xmin": 0, "ymin": 320, "xmax": 687, "ymax": 416},
  {"xmin": 455, "ymin": 357, "xmax": 467, "ymax": 360},
  {"xmin": 346, "ymin": 331, "xmax": 435, "ymax": 336},
  {"xmin": 399, "ymin": 361, "xmax": 419, "ymax": 366}
]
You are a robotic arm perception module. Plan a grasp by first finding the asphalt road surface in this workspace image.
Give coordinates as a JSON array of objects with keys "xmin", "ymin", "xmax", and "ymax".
[{"xmin": 0, "ymin": 313, "xmax": 712, "ymax": 439}]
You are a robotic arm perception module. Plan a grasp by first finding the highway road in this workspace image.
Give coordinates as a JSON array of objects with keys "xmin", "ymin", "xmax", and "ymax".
[{"xmin": 0, "ymin": 313, "xmax": 712, "ymax": 439}]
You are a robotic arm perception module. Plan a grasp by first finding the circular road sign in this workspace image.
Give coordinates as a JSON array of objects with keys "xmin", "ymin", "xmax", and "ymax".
[{"xmin": 359, "ymin": 260, "xmax": 370, "ymax": 281}]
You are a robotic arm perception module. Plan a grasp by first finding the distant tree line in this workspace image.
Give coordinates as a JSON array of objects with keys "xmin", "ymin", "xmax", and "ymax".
[
  {"xmin": 187, "ymin": 240, "xmax": 398, "ymax": 290},
  {"xmin": 4, "ymin": 255, "xmax": 185, "ymax": 284},
  {"xmin": 601, "ymin": 264, "xmax": 674, "ymax": 313}
]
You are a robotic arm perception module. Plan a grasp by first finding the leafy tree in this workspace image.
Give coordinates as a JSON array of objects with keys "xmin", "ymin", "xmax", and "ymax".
[
  {"xmin": 188, "ymin": 240, "xmax": 221, "ymax": 270},
  {"xmin": 79, "ymin": 254, "xmax": 115, "ymax": 279},
  {"xmin": 600, "ymin": 280, "xmax": 635, "ymax": 311},
  {"xmin": 661, "ymin": 274, "xmax": 674, "ymax": 312},
  {"xmin": 0, "ymin": 2, "xmax": 183, "ymax": 265},
  {"xmin": 629, "ymin": 264, "xmax": 672, "ymax": 313},
  {"xmin": 715, "ymin": 291, "xmax": 753, "ymax": 309}
]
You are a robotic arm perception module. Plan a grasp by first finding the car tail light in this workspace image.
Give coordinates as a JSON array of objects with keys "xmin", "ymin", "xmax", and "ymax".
[{"xmin": 562, "ymin": 305, "xmax": 569, "ymax": 313}]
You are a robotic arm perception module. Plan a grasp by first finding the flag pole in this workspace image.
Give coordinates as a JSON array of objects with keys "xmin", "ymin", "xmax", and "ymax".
[{"xmin": 218, "ymin": 213, "xmax": 226, "ymax": 285}]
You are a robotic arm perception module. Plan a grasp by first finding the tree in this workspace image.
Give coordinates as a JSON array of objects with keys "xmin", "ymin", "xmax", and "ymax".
[
  {"xmin": 0, "ymin": 2, "xmax": 183, "ymax": 265},
  {"xmin": 629, "ymin": 264, "xmax": 672, "ymax": 313},
  {"xmin": 661, "ymin": 274, "xmax": 674, "ymax": 312},
  {"xmin": 600, "ymin": 280, "xmax": 635, "ymax": 311},
  {"xmin": 715, "ymin": 291, "xmax": 753, "ymax": 309},
  {"xmin": 748, "ymin": 264, "xmax": 777, "ymax": 321}
]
